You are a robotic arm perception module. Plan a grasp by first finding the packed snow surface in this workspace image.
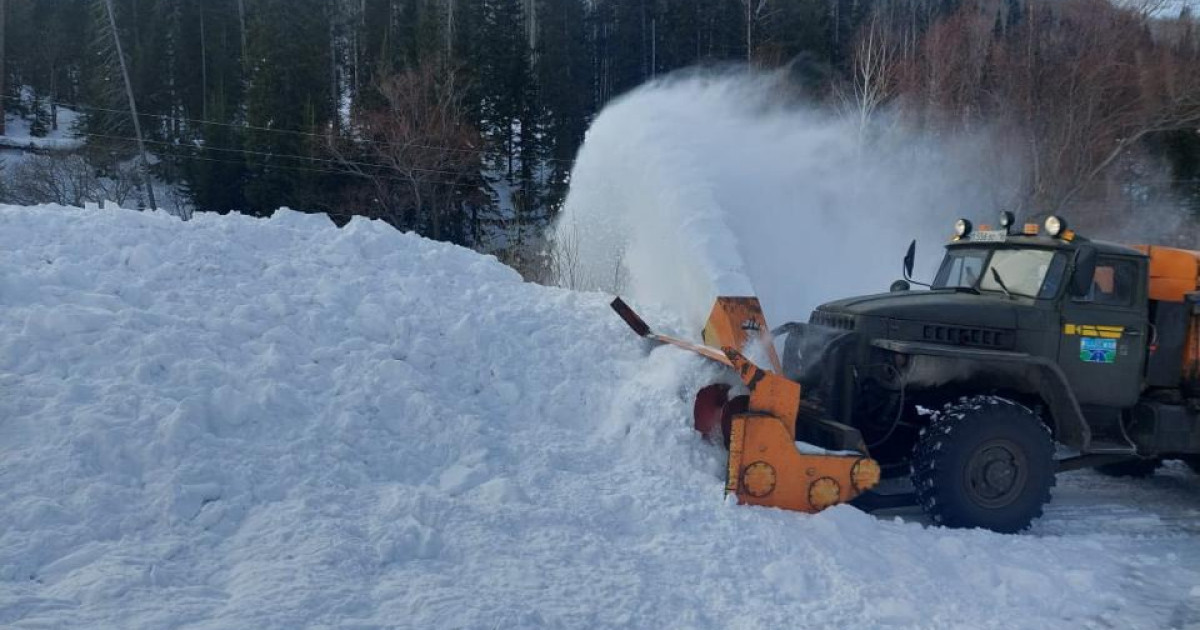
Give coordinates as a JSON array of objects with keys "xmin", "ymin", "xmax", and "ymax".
[{"xmin": 2, "ymin": 205, "xmax": 1199, "ymax": 629}]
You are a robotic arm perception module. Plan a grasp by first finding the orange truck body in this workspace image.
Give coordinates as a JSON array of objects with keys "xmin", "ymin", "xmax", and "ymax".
[{"xmin": 1132, "ymin": 246, "xmax": 1200, "ymax": 386}]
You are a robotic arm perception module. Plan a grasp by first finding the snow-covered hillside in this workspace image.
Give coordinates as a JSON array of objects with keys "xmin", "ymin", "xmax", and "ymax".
[
  {"xmin": 1, "ymin": 205, "xmax": 1198, "ymax": 629},
  {"xmin": 0, "ymin": 104, "xmax": 83, "ymax": 152}
]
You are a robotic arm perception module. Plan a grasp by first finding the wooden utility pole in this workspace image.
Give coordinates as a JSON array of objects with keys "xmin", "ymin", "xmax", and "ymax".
[{"xmin": 104, "ymin": 0, "xmax": 157, "ymax": 211}]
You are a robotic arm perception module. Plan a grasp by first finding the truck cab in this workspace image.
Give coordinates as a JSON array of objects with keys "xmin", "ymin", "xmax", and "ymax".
[{"xmin": 933, "ymin": 229, "xmax": 1150, "ymax": 411}]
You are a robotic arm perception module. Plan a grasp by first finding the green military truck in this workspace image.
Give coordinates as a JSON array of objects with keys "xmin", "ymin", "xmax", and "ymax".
[{"xmin": 778, "ymin": 213, "xmax": 1200, "ymax": 532}]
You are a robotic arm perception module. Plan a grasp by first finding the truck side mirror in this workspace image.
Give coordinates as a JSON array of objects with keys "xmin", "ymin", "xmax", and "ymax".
[
  {"xmin": 1070, "ymin": 245, "xmax": 1098, "ymax": 297},
  {"xmin": 903, "ymin": 240, "xmax": 916, "ymax": 280}
]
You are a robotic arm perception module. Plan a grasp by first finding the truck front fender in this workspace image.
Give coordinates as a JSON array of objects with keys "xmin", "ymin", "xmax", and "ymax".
[{"xmin": 871, "ymin": 339, "xmax": 1092, "ymax": 450}]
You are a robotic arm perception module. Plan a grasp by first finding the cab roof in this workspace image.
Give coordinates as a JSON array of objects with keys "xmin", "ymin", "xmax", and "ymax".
[{"xmin": 946, "ymin": 233, "xmax": 1147, "ymax": 258}]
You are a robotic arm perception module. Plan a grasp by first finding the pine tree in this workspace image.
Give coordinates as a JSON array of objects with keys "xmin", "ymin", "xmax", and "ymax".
[
  {"xmin": 7, "ymin": 1, "xmax": 87, "ymax": 119},
  {"xmin": 242, "ymin": 0, "xmax": 337, "ymax": 215},
  {"xmin": 533, "ymin": 0, "xmax": 590, "ymax": 211},
  {"xmin": 756, "ymin": 0, "xmax": 832, "ymax": 67},
  {"xmin": 177, "ymin": 0, "xmax": 248, "ymax": 213},
  {"xmin": 80, "ymin": 0, "xmax": 139, "ymax": 163}
]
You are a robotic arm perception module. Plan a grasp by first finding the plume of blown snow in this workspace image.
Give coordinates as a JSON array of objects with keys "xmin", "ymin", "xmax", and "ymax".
[{"xmin": 554, "ymin": 70, "xmax": 1024, "ymax": 332}]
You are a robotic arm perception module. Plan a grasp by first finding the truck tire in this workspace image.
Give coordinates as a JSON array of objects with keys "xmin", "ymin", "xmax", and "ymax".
[
  {"xmin": 1095, "ymin": 458, "xmax": 1161, "ymax": 478},
  {"xmin": 911, "ymin": 396, "xmax": 1055, "ymax": 533}
]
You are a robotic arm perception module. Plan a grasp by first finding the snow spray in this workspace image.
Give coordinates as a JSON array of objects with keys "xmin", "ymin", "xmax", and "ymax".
[{"xmin": 553, "ymin": 70, "xmax": 1023, "ymax": 332}]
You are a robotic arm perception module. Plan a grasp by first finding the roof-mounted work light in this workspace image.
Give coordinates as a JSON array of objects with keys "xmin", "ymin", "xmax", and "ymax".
[
  {"xmin": 1044, "ymin": 215, "xmax": 1067, "ymax": 238},
  {"xmin": 954, "ymin": 218, "xmax": 973, "ymax": 238}
]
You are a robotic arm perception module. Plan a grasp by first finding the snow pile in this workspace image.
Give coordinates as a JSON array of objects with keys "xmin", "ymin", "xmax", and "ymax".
[
  {"xmin": 555, "ymin": 72, "xmax": 1021, "ymax": 329},
  {"xmin": 1, "ymin": 205, "xmax": 1198, "ymax": 629}
]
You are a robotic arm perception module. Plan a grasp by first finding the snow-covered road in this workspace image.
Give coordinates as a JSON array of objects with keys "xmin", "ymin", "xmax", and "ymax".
[{"xmin": 0, "ymin": 205, "xmax": 1198, "ymax": 629}]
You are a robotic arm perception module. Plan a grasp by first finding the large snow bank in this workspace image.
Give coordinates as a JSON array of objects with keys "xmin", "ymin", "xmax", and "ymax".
[{"xmin": 1, "ymin": 205, "xmax": 1198, "ymax": 629}]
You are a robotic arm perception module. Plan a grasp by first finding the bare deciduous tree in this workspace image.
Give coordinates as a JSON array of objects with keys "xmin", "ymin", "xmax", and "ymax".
[
  {"xmin": 838, "ymin": 10, "xmax": 902, "ymax": 143},
  {"xmin": 1114, "ymin": 0, "xmax": 1175, "ymax": 19},
  {"xmin": 897, "ymin": 0, "xmax": 1200, "ymax": 217},
  {"xmin": 6, "ymin": 153, "xmax": 140, "ymax": 208},
  {"xmin": 329, "ymin": 59, "xmax": 480, "ymax": 241},
  {"xmin": 741, "ymin": 0, "xmax": 770, "ymax": 62},
  {"xmin": 550, "ymin": 219, "xmax": 582, "ymax": 290}
]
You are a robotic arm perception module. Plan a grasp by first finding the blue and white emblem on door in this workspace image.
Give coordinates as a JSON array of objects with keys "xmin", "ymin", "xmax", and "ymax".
[{"xmin": 1079, "ymin": 337, "xmax": 1117, "ymax": 364}]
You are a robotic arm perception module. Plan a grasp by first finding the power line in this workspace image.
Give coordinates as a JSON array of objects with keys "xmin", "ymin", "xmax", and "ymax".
[
  {"xmin": 110, "ymin": 149, "xmax": 496, "ymax": 220},
  {"xmin": 77, "ymin": 130, "xmax": 523, "ymax": 184},
  {"xmin": 146, "ymin": 144, "xmax": 500, "ymax": 192},
  {"xmin": 6, "ymin": 131, "xmax": 506, "ymax": 192},
  {"xmin": 4, "ymin": 95, "xmax": 578, "ymax": 166}
]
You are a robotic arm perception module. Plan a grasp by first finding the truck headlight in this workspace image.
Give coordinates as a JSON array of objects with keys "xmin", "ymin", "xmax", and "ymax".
[
  {"xmin": 955, "ymin": 218, "xmax": 973, "ymax": 237},
  {"xmin": 1044, "ymin": 215, "xmax": 1067, "ymax": 237}
]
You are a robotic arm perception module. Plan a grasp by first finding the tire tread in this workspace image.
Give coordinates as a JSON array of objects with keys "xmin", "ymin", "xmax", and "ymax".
[{"xmin": 911, "ymin": 395, "xmax": 1055, "ymax": 532}]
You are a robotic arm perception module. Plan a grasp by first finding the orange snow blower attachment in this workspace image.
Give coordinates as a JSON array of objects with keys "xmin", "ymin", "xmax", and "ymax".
[{"xmin": 611, "ymin": 296, "xmax": 880, "ymax": 513}]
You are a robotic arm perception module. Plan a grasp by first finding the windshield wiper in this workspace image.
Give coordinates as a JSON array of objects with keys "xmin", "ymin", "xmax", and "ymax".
[{"xmin": 990, "ymin": 268, "xmax": 1014, "ymax": 300}]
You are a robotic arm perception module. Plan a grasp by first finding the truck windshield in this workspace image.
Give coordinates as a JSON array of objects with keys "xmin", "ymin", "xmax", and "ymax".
[{"xmin": 933, "ymin": 247, "xmax": 1067, "ymax": 299}]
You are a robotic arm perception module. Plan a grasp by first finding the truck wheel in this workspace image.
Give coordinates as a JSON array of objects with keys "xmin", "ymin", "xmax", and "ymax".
[
  {"xmin": 1095, "ymin": 458, "xmax": 1161, "ymax": 478},
  {"xmin": 911, "ymin": 396, "xmax": 1055, "ymax": 533}
]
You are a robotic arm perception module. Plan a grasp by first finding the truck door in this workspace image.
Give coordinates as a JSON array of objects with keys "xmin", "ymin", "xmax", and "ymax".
[{"xmin": 1058, "ymin": 255, "xmax": 1148, "ymax": 408}]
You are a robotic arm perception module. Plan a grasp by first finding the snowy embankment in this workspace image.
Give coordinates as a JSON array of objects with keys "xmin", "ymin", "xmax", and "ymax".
[
  {"xmin": 1, "ymin": 205, "xmax": 1198, "ymax": 629},
  {"xmin": 0, "ymin": 106, "xmax": 84, "ymax": 152}
]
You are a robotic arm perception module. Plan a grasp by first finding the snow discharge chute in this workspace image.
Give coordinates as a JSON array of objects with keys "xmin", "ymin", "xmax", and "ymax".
[{"xmin": 612, "ymin": 296, "xmax": 880, "ymax": 512}]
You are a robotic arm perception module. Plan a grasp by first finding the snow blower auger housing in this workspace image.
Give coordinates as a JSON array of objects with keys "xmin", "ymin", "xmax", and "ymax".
[{"xmin": 611, "ymin": 296, "xmax": 881, "ymax": 512}]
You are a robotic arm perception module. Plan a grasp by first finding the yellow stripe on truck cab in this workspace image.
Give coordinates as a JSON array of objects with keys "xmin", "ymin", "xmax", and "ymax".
[{"xmin": 1063, "ymin": 324, "xmax": 1124, "ymax": 339}]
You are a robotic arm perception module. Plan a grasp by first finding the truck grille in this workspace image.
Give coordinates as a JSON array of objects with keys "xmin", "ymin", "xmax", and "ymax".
[
  {"xmin": 810, "ymin": 310, "xmax": 856, "ymax": 331},
  {"xmin": 921, "ymin": 324, "xmax": 1011, "ymax": 348}
]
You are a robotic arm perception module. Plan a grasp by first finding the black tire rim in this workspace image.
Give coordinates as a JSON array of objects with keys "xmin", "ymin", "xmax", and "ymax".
[{"xmin": 964, "ymin": 438, "xmax": 1028, "ymax": 509}]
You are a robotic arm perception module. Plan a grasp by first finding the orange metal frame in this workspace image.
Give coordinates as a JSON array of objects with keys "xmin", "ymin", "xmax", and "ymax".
[
  {"xmin": 611, "ymin": 296, "xmax": 880, "ymax": 513},
  {"xmin": 722, "ymin": 348, "xmax": 880, "ymax": 511},
  {"xmin": 1132, "ymin": 245, "xmax": 1200, "ymax": 385},
  {"xmin": 1132, "ymin": 245, "xmax": 1200, "ymax": 302}
]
